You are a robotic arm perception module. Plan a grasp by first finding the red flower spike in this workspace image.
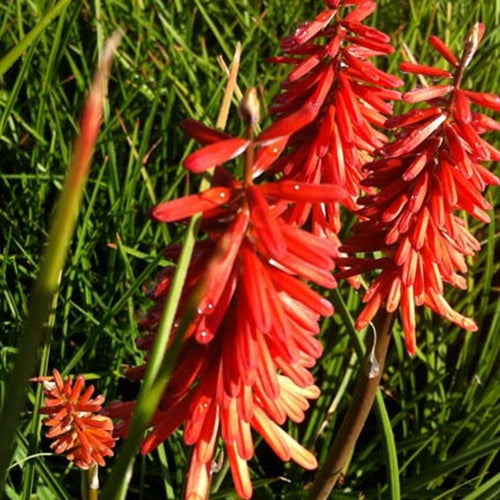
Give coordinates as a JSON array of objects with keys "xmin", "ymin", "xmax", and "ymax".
[
  {"xmin": 261, "ymin": 0, "xmax": 402, "ymax": 239},
  {"xmin": 339, "ymin": 23, "xmax": 499, "ymax": 354},
  {"xmin": 37, "ymin": 369, "xmax": 115, "ymax": 469},
  {"xmin": 113, "ymin": 90, "xmax": 341, "ymax": 497}
]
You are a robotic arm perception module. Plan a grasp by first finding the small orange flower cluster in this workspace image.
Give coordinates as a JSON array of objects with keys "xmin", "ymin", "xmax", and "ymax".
[{"xmin": 39, "ymin": 369, "xmax": 115, "ymax": 470}]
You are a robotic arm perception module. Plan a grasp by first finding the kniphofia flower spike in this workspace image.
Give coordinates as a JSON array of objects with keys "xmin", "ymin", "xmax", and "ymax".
[
  {"xmin": 109, "ymin": 91, "xmax": 348, "ymax": 499},
  {"xmin": 38, "ymin": 369, "xmax": 115, "ymax": 469},
  {"xmin": 261, "ymin": 0, "xmax": 402, "ymax": 238},
  {"xmin": 337, "ymin": 23, "xmax": 500, "ymax": 355}
]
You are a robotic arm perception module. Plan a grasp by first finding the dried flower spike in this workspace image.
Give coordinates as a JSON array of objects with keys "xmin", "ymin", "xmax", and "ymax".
[{"xmin": 38, "ymin": 369, "xmax": 115, "ymax": 469}]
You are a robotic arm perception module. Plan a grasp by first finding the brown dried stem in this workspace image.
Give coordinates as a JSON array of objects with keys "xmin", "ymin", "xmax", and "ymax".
[{"xmin": 307, "ymin": 310, "xmax": 395, "ymax": 500}]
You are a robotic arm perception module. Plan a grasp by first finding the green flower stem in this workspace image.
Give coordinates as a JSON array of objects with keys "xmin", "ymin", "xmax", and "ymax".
[
  {"xmin": 0, "ymin": 0, "xmax": 72, "ymax": 77},
  {"xmin": 307, "ymin": 310, "xmax": 395, "ymax": 500},
  {"xmin": 82, "ymin": 465, "xmax": 100, "ymax": 500},
  {"xmin": 0, "ymin": 35, "xmax": 119, "ymax": 492},
  {"xmin": 21, "ymin": 332, "xmax": 53, "ymax": 498},
  {"xmin": 100, "ymin": 42, "xmax": 242, "ymax": 500}
]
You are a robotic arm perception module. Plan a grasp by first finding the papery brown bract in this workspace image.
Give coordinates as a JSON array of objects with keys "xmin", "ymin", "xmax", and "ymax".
[
  {"xmin": 38, "ymin": 369, "xmax": 115, "ymax": 469},
  {"xmin": 337, "ymin": 23, "xmax": 499, "ymax": 355}
]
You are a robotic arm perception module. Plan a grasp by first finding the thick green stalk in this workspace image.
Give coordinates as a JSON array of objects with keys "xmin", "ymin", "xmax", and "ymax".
[
  {"xmin": 0, "ymin": 34, "xmax": 120, "ymax": 493},
  {"xmin": 100, "ymin": 42, "xmax": 241, "ymax": 500}
]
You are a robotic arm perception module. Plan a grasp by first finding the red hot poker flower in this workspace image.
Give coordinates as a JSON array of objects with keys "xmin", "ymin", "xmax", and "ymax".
[
  {"xmin": 259, "ymin": 0, "xmax": 402, "ymax": 238},
  {"xmin": 37, "ymin": 369, "xmax": 115, "ymax": 469},
  {"xmin": 109, "ymin": 103, "xmax": 347, "ymax": 498},
  {"xmin": 337, "ymin": 23, "xmax": 500, "ymax": 355},
  {"xmin": 110, "ymin": 241, "xmax": 326, "ymax": 499}
]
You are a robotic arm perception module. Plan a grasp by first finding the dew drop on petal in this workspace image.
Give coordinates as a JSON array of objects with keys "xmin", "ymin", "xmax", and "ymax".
[
  {"xmin": 295, "ymin": 27, "xmax": 307, "ymax": 40},
  {"xmin": 294, "ymin": 184, "xmax": 300, "ymax": 191},
  {"xmin": 206, "ymin": 303, "xmax": 214, "ymax": 311}
]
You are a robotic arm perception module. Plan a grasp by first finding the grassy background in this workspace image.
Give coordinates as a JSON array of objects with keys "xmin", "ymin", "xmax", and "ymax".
[{"xmin": 0, "ymin": 0, "xmax": 499, "ymax": 498}]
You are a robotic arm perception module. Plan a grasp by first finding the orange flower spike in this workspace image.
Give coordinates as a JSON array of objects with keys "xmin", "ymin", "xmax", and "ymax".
[{"xmin": 38, "ymin": 369, "xmax": 115, "ymax": 469}]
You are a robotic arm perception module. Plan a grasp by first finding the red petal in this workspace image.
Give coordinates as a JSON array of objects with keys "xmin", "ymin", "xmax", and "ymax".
[
  {"xmin": 251, "ymin": 408, "xmax": 291, "ymax": 461},
  {"xmin": 343, "ymin": 21, "xmax": 390, "ymax": 43},
  {"xmin": 335, "ymin": 89, "xmax": 355, "ymax": 144},
  {"xmin": 152, "ymin": 187, "xmax": 237, "ymax": 222},
  {"xmin": 293, "ymin": 9, "xmax": 336, "ymax": 45},
  {"xmin": 342, "ymin": 2, "xmax": 376, "ymax": 23},
  {"xmin": 403, "ymin": 85, "xmax": 453, "ymax": 104},
  {"xmin": 279, "ymin": 222, "xmax": 336, "ymax": 270},
  {"xmin": 270, "ymin": 267, "xmax": 333, "ymax": 316},
  {"xmin": 385, "ymin": 107, "xmax": 441, "ymax": 129},
  {"xmin": 180, "ymin": 119, "xmax": 232, "ymax": 144},
  {"xmin": 289, "ymin": 54, "xmax": 322, "ymax": 82},
  {"xmin": 259, "ymin": 65, "xmax": 334, "ymax": 142},
  {"xmin": 253, "ymin": 137, "xmax": 288, "ymax": 176},
  {"xmin": 429, "ymin": 35, "xmax": 459, "ymax": 66},
  {"xmin": 247, "ymin": 185, "xmax": 287, "ymax": 259},
  {"xmin": 343, "ymin": 51, "xmax": 404, "ymax": 88},
  {"xmin": 463, "ymin": 90, "xmax": 500, "ymax": 112},
  {"xmin": 196, "ymin": 211, "xmax": 248, "ymax": 315},
  {"xmin": 401, "ymin": 285, "xmax": 417, "ymax": 355},
  {"xmin": 185, "ymin": 454, "xmax": 211, "ymax": 500},
  {"xmin": 258, "ymin": 180, "xmax": 348, "ymax": 203},
  {"xmin": 274, "ymin": 251, "xmax": 337, "ymax": 288},
  {"xmin": 471, "ymin": 112, "xmax": 500, "ymax": 132},
  {"xmin": 380, "ymin": 113, "xmax": 447, "ymax": 157},
  {"xmin": 241, "ymin": 247, "xmax": 274, "ymax": 333},
  {"xmin": 453, "ymin": 90, "xmax": 472, "ymax": 124},
  {"xmin": 184, "ymin": 138, "xmax": 249, "ymax": 173},
  {"xmin": 400, "ymin": 62, "xmax": 452, "ymax": 78}
]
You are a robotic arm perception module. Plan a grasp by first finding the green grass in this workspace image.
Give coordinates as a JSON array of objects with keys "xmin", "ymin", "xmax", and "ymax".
[{"xmin": 0, "ymin": 1, "xmax": 499, "ymax": 499}]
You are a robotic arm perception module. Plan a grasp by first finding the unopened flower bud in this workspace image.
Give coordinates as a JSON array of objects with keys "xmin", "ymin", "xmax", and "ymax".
[{"xmin": 239, "ymin": 87, "xmax": 260, "ymax": 126}]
